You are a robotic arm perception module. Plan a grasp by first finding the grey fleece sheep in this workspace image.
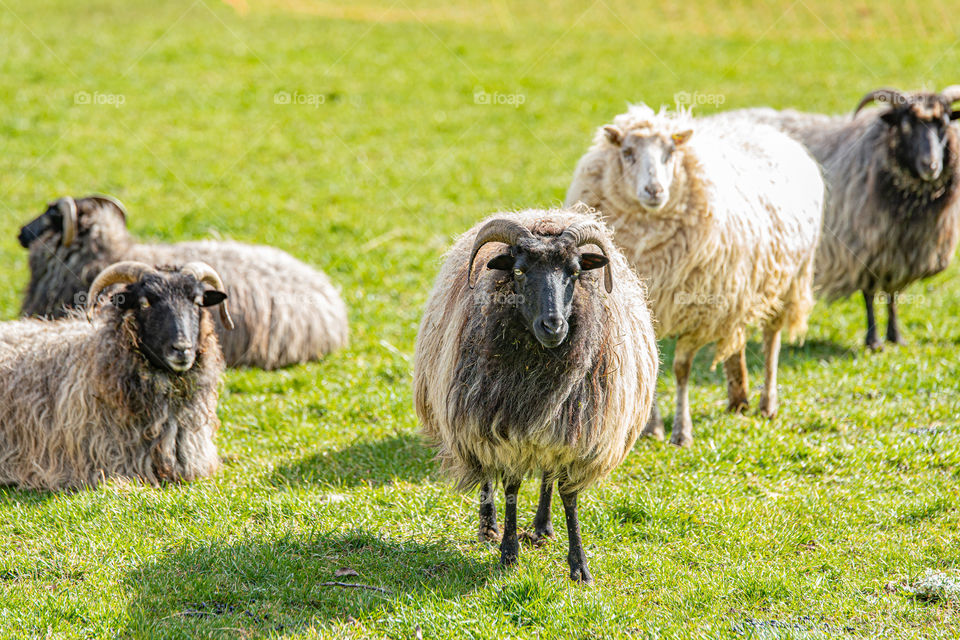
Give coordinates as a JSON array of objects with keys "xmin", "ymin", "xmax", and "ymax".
[
  {"xmin": 724, "ymin": 87, "xmax": 960, "ymax": 349},
  {"xmin": 0, "ymin": 261, "xmax": 230, "ymax": 490},
  {"xmin": 17, "ymin": 195, "xmax": 348, "ymax": 369},
  {"xmin": 414, "ymin": 208, "xmax": 658, "ymax": 583}
]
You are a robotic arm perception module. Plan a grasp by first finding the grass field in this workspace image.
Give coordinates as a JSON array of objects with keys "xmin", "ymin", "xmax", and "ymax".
[{"xmin": 2, "ymin": 0, "xmax": 960, "ymax": 638}]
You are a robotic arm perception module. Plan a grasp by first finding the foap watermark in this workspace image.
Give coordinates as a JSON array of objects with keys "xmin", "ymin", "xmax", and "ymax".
[
  {"xmin": 274, "ymin": 90, "xmax": 325, "ymax": 108},
  {"xmin": 673, "ymin": 90, "xmax": 725, "ymax": 108},
  {"xmin": 673, "ymin": 291, "xmax": 728, "ymax": 307},
  {"xmin": 75, "ymin": 291, "xmax": 126, "ymax": 308},
  {"xmin": 74, "ymin": 91, "xmax": 125, "ymax": 108},
  {"xmin": 474, "ymin": 291, "xmax": 526, "ymax": 306},
  {"xmin": 474, "ymin": 88, "xmax": 525, "ymax": 108}
]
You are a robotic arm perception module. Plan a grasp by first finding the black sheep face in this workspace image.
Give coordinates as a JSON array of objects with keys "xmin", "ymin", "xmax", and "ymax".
[
  {"xmin": 17, "ymin": 196, "xmax": 125, "ymax": 249},
  {"xmin": 883, "ymin": 98, "xmax": 958, "ymax": 182},
  {"xmin": 485, "ymin": 237, "xmax": 608, "ymax": 349},
  {"xmin": 112, "ymin": 273, "xmax": 227, "ymax": 374}
]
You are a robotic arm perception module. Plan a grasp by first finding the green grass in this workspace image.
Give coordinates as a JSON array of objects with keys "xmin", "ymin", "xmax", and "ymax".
[{"xmin": 1, "ymin": 0, "xmax": 960, "ymax": 637}]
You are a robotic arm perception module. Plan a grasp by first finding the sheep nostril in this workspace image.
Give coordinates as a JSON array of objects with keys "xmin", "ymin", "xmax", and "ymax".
[
  {"xmin": 645, "ymin": 184, "xmax": 663, "ymax": 197},
  {"xmin": 539, "ymin": 316, "xmax": 564, "ymax": 335}
]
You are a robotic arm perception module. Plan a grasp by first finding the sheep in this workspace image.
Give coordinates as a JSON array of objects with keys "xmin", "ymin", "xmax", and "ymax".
[
  {"xmin": 721, "ymin": 87, "xmax": 960, "ymax": 349},
  {"xmin": 565, "ymin": 104, "xmax": 823, "ymax": 446},
  {"xmin": 414, "ymin": 209, "xmax": 658, "ymax": 583},
  {"xmin": 0, "ymin": 261, "xmax": 232, "ymax": 490},
  {"xmin": 17, "ymin": 195, "xmax": 348, "ymax": 370}
]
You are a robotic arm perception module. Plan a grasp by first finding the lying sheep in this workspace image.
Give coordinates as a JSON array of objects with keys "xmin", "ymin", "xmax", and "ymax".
[
  {"xmin": 0, "ymin": 261, "xmax": 231, "ymax": 490},
  {"xmin": 566, "ymin": 104, "xmax": 823, "ymax": 446},
  {"xmin": 723, "ymin": 87, "xmax": 960, "ymax": 349},
  {"xmin": 414, "ymin": 209, "xmax": 658, "ymax": 583},
  {"xmin": 18, "ymin": 195, "xmax": 348, "ymax": 369}
]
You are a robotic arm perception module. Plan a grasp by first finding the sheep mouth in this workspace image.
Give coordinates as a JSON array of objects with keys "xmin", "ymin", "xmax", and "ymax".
[
  {"xmin": 637, "ymin": 194, "xmax": 667, "ymax": 211},
  {"xmin": 164, "ymin": 355, "xmax": 196, "ymax": 373}
]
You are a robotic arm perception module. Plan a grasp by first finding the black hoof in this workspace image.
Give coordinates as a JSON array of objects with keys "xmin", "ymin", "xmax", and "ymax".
[
  {"xmin": 478, "ymin": 524, "xmax": 501, "ymax": 543},
  {"xmin": 521, "ymin": 524, "xmax": 555, "ymax": 547},
  {"xmin": 499, "ymin": 536, "xmax": 520, "ymax": 566},
  {"xmin": 569, "ymin": 563, "xmax": 594, "ymax": 584}
]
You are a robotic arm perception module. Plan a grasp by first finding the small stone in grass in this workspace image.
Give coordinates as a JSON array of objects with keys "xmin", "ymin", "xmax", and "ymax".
[{"xmin": 335, "ymin": 567, "xmax": 359, "ymax": 577}]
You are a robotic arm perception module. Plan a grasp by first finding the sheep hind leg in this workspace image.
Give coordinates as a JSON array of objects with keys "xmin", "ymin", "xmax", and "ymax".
[
  {"xmin": 669, "ymin": 344, "xmax": 696, "ymax": 447},
  {"xmin": 863, "ymin": 291, "xmax": 882, "ymax": 351},
  {"xmin": 723, "ymin": 348, "xmax": 749, "ymax": 413},
  {"xmin": 641, "ymin": 393, "xmax": 665, "ymax": 441},
  {"xmin": 478, "ymin": 479, "xmax": 501, "ymax": 542},
  {"xmin": 886, "ymin": 294, "xmax": 905, "ymax": 345},
  {"xmin": 526, "ymin": 474, "xmax": 555, "ymax": 546},
  {"xmin": 499, "ymin": 475, "xmax": 522, "ymax": 567},
  {"xmin": 759, "ymin": 326, "xmax": 782, "ymax": 419},
  {"xmin": 559, "ymin": 482, "xmax": 593, "ymax": 585}
]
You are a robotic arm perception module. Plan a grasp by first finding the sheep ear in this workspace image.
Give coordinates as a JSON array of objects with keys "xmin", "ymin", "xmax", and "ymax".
[
  {"xmin": 671, "ymin": 130, "xmax": 693, "ymax": 146},
  {"xmin": 880, "ymin": 110, "xmax": 900, "ymax": 126},
  {"xmin": 486, "ymin": 253, "xmax": 515, "ymax": 271},
  {"xmin": 111, "ymin": 289, "xmax": 137, "ymax": 310},
  {"xmin": 603, "ymin": 125, "xmax": 623, "ymax": 145},
  {"xmin": 201, "ymin": 290, "xmax": 228, "ymax": 307},
  {"xmin": 579, "ymin": 253, "xmax": 609, "ymax": 271},
  {"xmin": 950, "ymin": 109, "xmax": 960, "ymax": 121}
]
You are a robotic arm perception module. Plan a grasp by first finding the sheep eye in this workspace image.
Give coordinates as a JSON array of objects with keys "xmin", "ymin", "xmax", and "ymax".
[
  {"xmin": 572, "ymin": 269, "xmax": 581, "ymax": 278},
  {"xmin": 139, "ymin": 297, "xmax": 150, "ymax": 310},
  {"xmin": 513, "ymin": 268, "xmax": 524, "ymax": 277},
  {"xmin": 621, "ymin": 149, "xmax": 634, "ymax": 162}
]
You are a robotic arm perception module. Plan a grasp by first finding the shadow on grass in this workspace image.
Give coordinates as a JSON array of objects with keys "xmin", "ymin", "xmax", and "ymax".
[
  {"xmin": 125, "ymin": 529, "xmax": 489, "ymax": 638},
  {"xmin": 0, "ymin": 487, "xmax": 59, "ymax": 505},
  {"xmin": 269, "ymin": 432, "xmax": 436, "ymax": 489}
]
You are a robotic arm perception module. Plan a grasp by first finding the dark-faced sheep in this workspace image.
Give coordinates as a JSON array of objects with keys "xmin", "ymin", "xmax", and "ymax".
[
  {"xmin": 17, "ymin": 195, "xmax": 348, "ymax": 369},
  {"xmin": 0, "ymin": 261, "xmax": 231, "ymax": 490},
  {"xmin": 414, "ymin": 209, "xmax": 658, "ymax": 583},
  {"xmin": 566, "ymin": 104, "xmax": 823, "ymax": 446},
  {"xmin": 722, "ymin": 87, "xmax": 960, "ymax": 349}
]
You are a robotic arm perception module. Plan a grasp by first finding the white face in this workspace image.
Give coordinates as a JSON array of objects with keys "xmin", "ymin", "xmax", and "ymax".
[{"xmin": 607, "ymin": 127, "xmax": 692, "ymax": 211}]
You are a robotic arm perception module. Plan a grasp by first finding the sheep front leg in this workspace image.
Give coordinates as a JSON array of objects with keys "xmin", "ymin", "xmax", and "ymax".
[
  {"xmin": 723, "ymin": 348, "xmax": 749, "ymax": 413},
  {"xmin": 886, "ymin": 294, "xmax": 904, "ymax": 345},
  {"xmin": 529, "ymin": 474, "xmax": 555, "ymax": 545},
  {"xmin": 478, "ymin": 479, "xmax": 501, "ymax": 542},
  {"xmin": 499, "ymin": 475, "xmax": 522, "ymax": 566},
  {"xmin": 669, "ymin": 345, "xmax": 696, "ymax": 447},
  {"xmin": 863, "ymin": 290, "xmax": 882, "ymax": 351},
  {"xmin": 641, "ymin": 392, "xmax": 664, "ymax": 440},
  {"xmin": 559, "ymin": 484, "xmax": 593, "ymax": 584},
  {"xmin": 759, "ymin": 326, "xmax": 781, "ymax": 418}
]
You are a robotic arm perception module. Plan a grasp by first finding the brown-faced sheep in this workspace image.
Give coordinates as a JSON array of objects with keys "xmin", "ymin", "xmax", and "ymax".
[
  {"xmin": 566, "ymin": 104, "xmax": 823, "ymax": 446},
  {"xmin": 0, "ymin": 261, "xmax": 231, "ymax": 490},
  {"xmin": 18, "ymin": 195, "xmax": 348, "ymax": 370},
  {"xmin": 722, "ymin": 87, "xmax": 960, "ymax": 349},
  {"xmin": 414, "ymin": 209, "xmax": 658, "ymax": 583}
]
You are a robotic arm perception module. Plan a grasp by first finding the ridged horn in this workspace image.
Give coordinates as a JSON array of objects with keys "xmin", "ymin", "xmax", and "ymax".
[
  {"xmin": 467, "ymin": 219, "xmax": 535, "ymax": 288},
  {"xmin": 854, "ymin": 88, "xmax": 908, "ymax": 117},
  {"xmin": 54, "ymin": 197, "xmax": 78, "ymax": 248},
  {"xmin": 180, "ymin": 261, "xmax": 235, "ymax": 330},
  {"xmin": 88, "ymin": 194, "xmax": 128, "ymax": 224},
  {"xmin": 560, "ymin": 221, "xmax": 614, "ymax": 293},
  {"xmin": 941, "ymin": 85, "xmax": 960, "ymax": 105},
  {"xmin": 86, "ymin": 261, "xmax": 157, "ymax": 318}
]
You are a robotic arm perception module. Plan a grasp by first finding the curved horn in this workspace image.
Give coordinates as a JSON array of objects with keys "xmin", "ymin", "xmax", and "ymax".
[
  {"xmin": 941, "ymin": 85, "xmax": 960, "ymax": 106},
  {"xmin": 86, "ymin": 261, "xmax": 156, "ymax": 318},
  {"xmin": 854, "ymin": 88, "xmax": 908, "ymax": 117},
  {"xmin": 88, "ymin": 194, "xmax": 128, "ymax": 224},
  {"xmin": 467, "ymin": 219, "xmax": 535, "ymax": 288},
  {"xmin": 560, "ymin": 221, "xmax": 614, "ymax": 293},
  {"xmin": 180, "ymin": 261, "xmax": 235, "ymax": 330},
  {"xmin": 54, "ymin": 197, "xmax": 78, "ymax": 248}
]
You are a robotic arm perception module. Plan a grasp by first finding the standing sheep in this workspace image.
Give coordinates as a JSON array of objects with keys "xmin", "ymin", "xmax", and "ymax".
[
  {"xmin": 17, "ymin": 195, "xmax": 348, "ymax": 369},
  {"xmin": 0, "ymin": 261, "xmax": 231, "ymax": 490},
  {"xmin": 723, "ymin": 87, "xmax": 960, "ymax": 349},
  {"xmin": 414, "ymin": 209, "xmax": 658, "ymax": 583},
  {"xmin": 566, "ymin": 104, "xmax": 823, "ymax": 446}
]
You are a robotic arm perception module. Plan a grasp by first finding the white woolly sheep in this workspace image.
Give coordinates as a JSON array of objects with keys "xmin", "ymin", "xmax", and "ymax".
[
  {"xmin": 566, "ymin": 104, "xmax": 823, "ymax": 446},
  {"xmin": 414, "ymin": 208, "xmax": 658, "ymax": 583},
  {"xmin": 18, "ymin": 195, "xmax": 348, "ymax": 370},
  {"xmin": 0, "ymin": 261, "xmax": 231, "ymax": 490},
  {"xmin": 722, "ymin": 87, "xmax": 960, "ymax": 349}
]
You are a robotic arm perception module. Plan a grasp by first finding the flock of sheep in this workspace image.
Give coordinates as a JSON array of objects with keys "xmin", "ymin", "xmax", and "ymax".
[{"xmin": 3, "ymin": 85, "xmax": 959, "ymax": 585}]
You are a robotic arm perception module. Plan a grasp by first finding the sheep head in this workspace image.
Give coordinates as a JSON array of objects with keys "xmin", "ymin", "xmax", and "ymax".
[
  {"xmin": 855, "ymin": 87, "xmax": 960, "ymax": 182},
  {"xmin": 467, "ymin": 218, "xmax": 611, "ymax": 349},
  {"xmin": 86, "ymin": 261, "xmax": 231, "ymax": 374},
  {"xmin": 602, "ymin": 124, "xmax": 692, "ymax": 212},
  {"xmin": 17, "ymin": 195, "xmax": 126, "ymax": 250}
]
